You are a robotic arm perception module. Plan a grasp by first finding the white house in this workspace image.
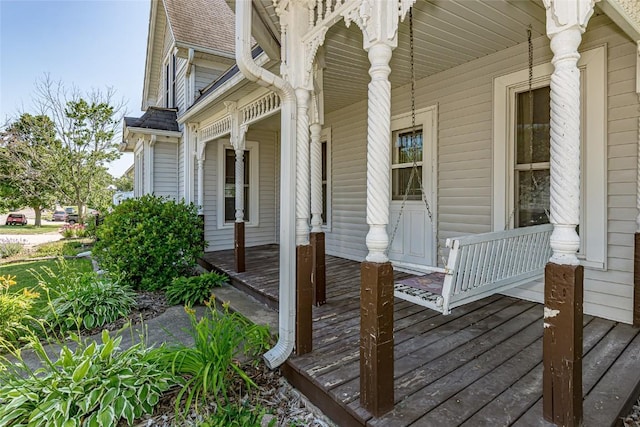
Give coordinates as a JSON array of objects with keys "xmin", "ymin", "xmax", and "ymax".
[{"xmin": 125, "ymin": 0, "xmax": 640, "ymax": 423}]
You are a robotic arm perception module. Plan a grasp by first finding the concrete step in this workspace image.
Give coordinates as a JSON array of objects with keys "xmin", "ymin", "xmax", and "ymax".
[{"xmin": 212, "ymin": 283, "xmax": 278, "ymax": 333}]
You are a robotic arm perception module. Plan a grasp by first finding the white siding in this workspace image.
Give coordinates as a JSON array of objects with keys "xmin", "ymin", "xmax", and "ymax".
[
  {"xmin": 177, "ymin": 139, "xmax": 184, "ymax": 200},
  {"xmin": 203, "ymin": 130, "xmax": 278, "ymax": 251},
  {"xmin": 175, "ymin": 57, "xmax": 187, "ymax": 112},
  {"xmin": 153, "ymin": 141, "xmax": 178, "ymax": 199},
  {"xmin": 195, "ymin": 67, "xmax": 223, "ymax": 94},
  {"xmin": 323, "ymin": 16, "xmax": 638, "ymax": 323}
]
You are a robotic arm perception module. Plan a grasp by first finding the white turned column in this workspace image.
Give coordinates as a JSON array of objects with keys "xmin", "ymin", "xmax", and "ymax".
[
  {"xmin": 365, "ymin": 42, "xmax": 393, "ymax": 263},
  {"xmin": 197, "ymin": 157, "xmax": 204, "ymax": 215},
  {"xmin": 310, "ymin": 122, "xmax": 323, "ymax": 232},
  {"xmin": 235, "ymin": 149, "xmax": 245, "ymax": 223},
  {"xmin": 296, "ymin": 88, "xmax": 311, "ymax": 245}
]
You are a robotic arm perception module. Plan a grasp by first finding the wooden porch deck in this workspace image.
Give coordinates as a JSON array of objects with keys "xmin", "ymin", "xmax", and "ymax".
[{"xmin": 200, "ymin": 245, "xmax": 640, "ymax": 427}]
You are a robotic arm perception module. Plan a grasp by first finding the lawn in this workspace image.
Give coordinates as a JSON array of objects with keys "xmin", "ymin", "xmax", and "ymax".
[
  {"xmin": 0, "ymin": 224, "xmax": 60, "ymax": 235},
  {"xmin": 0, "ymin": 258, "xmax": 93, "ymax": 312}
]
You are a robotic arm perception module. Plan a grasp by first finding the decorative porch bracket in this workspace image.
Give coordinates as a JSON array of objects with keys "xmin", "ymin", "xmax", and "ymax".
[
  {"xmin": 310, "ymin": 55, "xmax": 327, "ymax": 306},
  {"xmin": 542, "ymin": 1, "xmax": 597, "ymax": 425}
]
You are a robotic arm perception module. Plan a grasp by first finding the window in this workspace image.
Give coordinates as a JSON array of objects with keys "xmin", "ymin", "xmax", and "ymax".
[
  {"xmin": 514, "ymin": 86, "xmax": 550, "ymax": 228},
  {"xmin": 224, "ymin": 148, "xmax": 250, "ymax": 222},
  {"xmin": 164, "ymin": 54, "xmax": 176, "ymax": 108},
  {"xmin": 217, "ymin": 140, "xmax": 259, "ymax": 228},
  {"xmin": 391, "ymin": 129, "xmax": 423, "ymax": 200},
  {"xmin": 493, "ymin": 45, "xmax": 606, "ymax": 269}
]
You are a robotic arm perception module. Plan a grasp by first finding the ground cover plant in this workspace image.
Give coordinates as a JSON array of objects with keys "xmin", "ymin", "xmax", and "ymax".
[
  {"xmin": 93, "ymin": 195, "xmax": 205, "ymax": 291},
  {"xmin": 165, "ymin": 271, "xmax": 229, "ymax": 306},
  {"xmin": 0, "ymin": 329, "xmax": 173, "ymax": 426},
  {"xmin": 30, "ymin": 238, "xmax": 92, "ymax": 257},
  {"xmin": 35, "ymin": 261, "xmax": 136, "ymax": 331},
  {"xmin": 157, "ymin": 298, "xmax": 271, "ymax": 419}
]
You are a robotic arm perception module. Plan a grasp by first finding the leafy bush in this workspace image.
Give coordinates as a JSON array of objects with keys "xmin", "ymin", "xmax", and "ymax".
[
  {"xmin": 0, "ymin": 330, "xmax": 173, "ymax": 426},
  {"xmin": 0, "ymin": 238, "xmax": 24, "ymax": 258},
  {"xmin": 0, "ymin": 275, "xmax": 39, "ymax": 344},
  {"xmin": 93, "ymin": 195, "xmax": 205, "ymax": 291},
  {"xmin": 34, "ymin": 260, "xmax": 136, "ymax": 331},
  {"xmin": 165, "ymin": 271, "xmax": 228, "ymax": 306},
  {"xmin": 32, "ymin": 239, "xmax": 89, "ymax": 257},
  {"xmin": 156, "ymin": 298, "xmax": 271, "ymax": 417}
]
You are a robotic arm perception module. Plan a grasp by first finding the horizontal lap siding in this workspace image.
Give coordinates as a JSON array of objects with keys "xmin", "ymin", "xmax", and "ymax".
[
  {"xmin": 204, "ymin": 130, "xmax": 278, "ymax": 251},
  {"xmin": 195, "ymin": 67, "xmax": 222, "ymax": 94},
  {"xmin": 175, "ymin": 58, "xmax": 186, "ymax": 112},
  {"xmin": 153, "ymin": 141, "xmax": 177, "ymax": 199},
  {"xmin": 177, "ymin": 138, "xmax": 184, "ymax": 200},
  {"xmin": 324, "ymin": 100, "xmax": 369, "ymax": 261}
]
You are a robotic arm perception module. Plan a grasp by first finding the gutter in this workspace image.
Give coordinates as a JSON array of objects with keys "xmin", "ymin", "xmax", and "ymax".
[{"xmin": 236, "ymin": 0, "xmax": 297, "ymax": 369}]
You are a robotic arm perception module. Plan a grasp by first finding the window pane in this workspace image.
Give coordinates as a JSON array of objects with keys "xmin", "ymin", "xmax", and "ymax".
[
  {"xmin": 516, "ymin": 87, "xmax": 550, "ymax": 165},
  {"xmin": 392, "ymin": 166, "xmax": 422, "ymax": 201},
  {"xmin": 321, "ymin": 141, "xmax": 327, "ymax": 181},
  {"xmin": 517, "ymin": 169, "xmax": 550, "ymax": 227},
  {"xmin": 322, "ymin": 184, "xmax": 327, "ymax": 224},
  {"xmin": 394, "ymin": 130, "xmax": 422, "ymax": 164}
]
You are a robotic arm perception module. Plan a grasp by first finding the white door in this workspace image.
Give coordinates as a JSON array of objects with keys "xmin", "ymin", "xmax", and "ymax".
[{"xmin": 387, "ymin": 107, "xmax": 437, "ymax": 269}]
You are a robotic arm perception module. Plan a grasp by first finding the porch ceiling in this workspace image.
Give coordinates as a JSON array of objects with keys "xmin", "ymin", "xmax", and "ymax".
[{"xmin": 256, "ymin": 0, "xmax": 549, "ymax": 113}]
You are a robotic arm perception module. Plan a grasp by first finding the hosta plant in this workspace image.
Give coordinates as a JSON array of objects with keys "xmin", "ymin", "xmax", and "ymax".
[
  {"xmin": 165, "ymin": 271, "xmax": 228, "ymax": 306},
  {"xmin": 0, "ymin": 329, "xmax": 174, "ymax": 426}
]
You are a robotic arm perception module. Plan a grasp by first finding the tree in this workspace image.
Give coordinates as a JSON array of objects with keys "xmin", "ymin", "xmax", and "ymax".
[
  {"xmin": 0, "ymin": 114, "xmax": 59, "ymax": 225},
  {"xmin": 34, "ymin": 76, "xmax": 124, "ymax": 222},
  {"xmin": 113, "ymin": 174, "xmax": 133, "ymax": 192}
]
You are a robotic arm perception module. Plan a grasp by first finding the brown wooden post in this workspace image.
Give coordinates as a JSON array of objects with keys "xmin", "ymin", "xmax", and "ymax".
[
  {"xmin": 296, "ymin": 244, "xmax": 313, "ymax": 355},
  {"xmin": 360, "ymin": 261, "xmax": 394, "ymax": 417},
  {"xmin": 634, "ymin": 234, "xmax": 640, "ymax": 327},
  {"xmin": 543, "ymin": 262, "xmax": 584, "ymax": 426},
  {"xmin": 310, "ymin": 232, "xmax": 326, "ymax": 306},
  {"xmin": 234, "ymin": 221, "xmax": 245, "ymax": 273}
]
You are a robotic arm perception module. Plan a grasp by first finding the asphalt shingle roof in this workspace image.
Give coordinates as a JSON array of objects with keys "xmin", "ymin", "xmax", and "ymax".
[
  {"xmin": 124, "ymin": 107, "xmax": 179, "ymax": 132},
  {"xmin": 163, "ymin": 0, "xmax": 235, "ymax": 55}
]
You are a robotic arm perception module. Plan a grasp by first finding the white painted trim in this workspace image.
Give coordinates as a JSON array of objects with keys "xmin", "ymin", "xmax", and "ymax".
[
  {"xmin": 125, "ymin": 127, "xmax": 181, "ymax": 139},
  {"xmin": 321, "ymin": 127, "xmax": 332, "ymax": 232},
  {"xmin": 216, "ymin": 139, "xmax": 260, "ymax": 229},
  {"xmin": 492, "ymin": 45, "xmax": 607, "ymax": 269},
  {"xmin": 389, "ymin": 104, "xmax": 439, "ymax": 267}
]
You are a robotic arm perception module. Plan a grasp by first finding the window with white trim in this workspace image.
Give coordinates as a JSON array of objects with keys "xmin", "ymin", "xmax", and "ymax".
[
  {"xmin": 217, "ymin": 140, "xmax": 259, "ymax": 228},
  {"xmin": 164, "ymin": 54, "xmax": 176, "ymax": 108},
  {"xmin": 493, "ymin": 45, "xmax": 606, "ymax": 269},
  {"xmin": 391, "ymin": 128, "xmax": 423, "ymax": 201}
]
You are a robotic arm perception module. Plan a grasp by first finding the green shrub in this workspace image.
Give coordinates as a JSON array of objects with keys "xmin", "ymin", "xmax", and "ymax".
[
  {"xmin": 0, "ymin": 329, "xmax": 173, "ymax": 426},
  {"xmin": 93, "ymin": 195, "xmax": 205, "ymax": 291},
  {"xmin": 34, "ymin": 260, "xmax": 136, "ymax": 331},
  {"xmin": 32, "ymin": 239, "xmax": 89, "ymax": 257},
  {"xmin": 156, "ymin": 299, "xmax": 271, "ymax": 417},
  {"xmin": 0, "ymin": 275, "xmax": 39, "ymax": 344},
  {"xmin": 165, "ymin": 271, "xmax": 228, "ymax": 306},
  {"xmin": 0, "ymin": 238, "xmax": 24, "ymax": 258}
]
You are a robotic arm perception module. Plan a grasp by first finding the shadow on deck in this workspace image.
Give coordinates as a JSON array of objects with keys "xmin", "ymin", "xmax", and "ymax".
[{"xmin": 200, "ymin": 245, "xmax": 640, "ymax": 427}]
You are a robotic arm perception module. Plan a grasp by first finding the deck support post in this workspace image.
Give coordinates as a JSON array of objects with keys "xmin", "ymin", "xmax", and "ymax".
[
  {"xmin": 543, "ymin": 263, "xmax": 584, "ymax": 426},
  {"xmin": 296, "ymin": 244, "xmax": 313, "ymax": 355},
  {"xmin": 360, "ymin": 261, "xmax": 394, "ymax": 416},
  {"xmin": 310, "ymin": 232, "xmax": 326, "ymax": 305},
  {"xmin": 235, "ymin": 222, "xmax": 245, "ymax": 273},
  {"xmin": 542, "ymin": 1, "xmax": 596, "ymax": 425}
]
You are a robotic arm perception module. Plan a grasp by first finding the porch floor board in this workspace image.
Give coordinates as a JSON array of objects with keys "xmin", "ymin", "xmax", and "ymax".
[{"xmin": 201, "ymin": 245, "xmax": 640, "ymax": 427}]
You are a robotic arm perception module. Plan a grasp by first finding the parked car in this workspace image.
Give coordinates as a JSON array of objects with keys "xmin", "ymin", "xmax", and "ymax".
[
  {"xmin": 5, "ymin": 213, "xmax": 27, "ymax": 226},
  {"xmin": 51, "ymin": 210, "xmax": 68, "ymax": 221}
]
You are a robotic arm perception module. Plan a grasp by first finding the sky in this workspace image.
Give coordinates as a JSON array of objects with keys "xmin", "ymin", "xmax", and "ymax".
[{"xmin": 0, "ymin": 0, "xmax": 150, "ymax": 178}]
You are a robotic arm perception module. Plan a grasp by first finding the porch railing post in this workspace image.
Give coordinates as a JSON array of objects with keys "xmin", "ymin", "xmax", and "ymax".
[{"xmin": 543, "ymin": 1, "xmax": 596, "ymax": 425}]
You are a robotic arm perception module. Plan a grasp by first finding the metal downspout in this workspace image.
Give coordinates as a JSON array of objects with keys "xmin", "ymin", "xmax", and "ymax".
[{"xmin": 235, "ymin": 0, "xmax": 297, "ymax": 369}]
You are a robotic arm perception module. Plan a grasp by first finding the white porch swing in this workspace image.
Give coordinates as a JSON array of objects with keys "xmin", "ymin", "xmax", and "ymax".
[{"xmin": 392, "ymin": 16, "xmax": 552, "ymax": 315}]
